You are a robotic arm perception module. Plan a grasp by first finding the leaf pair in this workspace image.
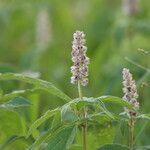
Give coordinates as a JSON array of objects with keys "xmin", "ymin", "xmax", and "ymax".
[
  {"xmin": 26, "ymin": 96, "xmax": 132, "ymax": 149},
  {"xmin": 0, "ymin": 73, "xmax": 139, "ymax": 150}
]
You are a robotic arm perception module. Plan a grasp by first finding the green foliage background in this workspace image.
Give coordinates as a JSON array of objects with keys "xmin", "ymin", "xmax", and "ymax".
[{"xmin": 0, "ymin": 0, "xmax": 150, "ymax": 149}]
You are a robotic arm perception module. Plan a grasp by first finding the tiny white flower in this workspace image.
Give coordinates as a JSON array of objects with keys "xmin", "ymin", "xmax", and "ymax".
[
  {"xmin": 71, "ymin": 31, "xmax": 90, "ymax": 86},
  {"xmin": 122, "ymin": 68, "xmax": 139, "ymax": 117}
]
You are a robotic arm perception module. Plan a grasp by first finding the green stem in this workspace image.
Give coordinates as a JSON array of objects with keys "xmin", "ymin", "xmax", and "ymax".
[
  {"xmin": 78, "ymin": 81, "xmax": 83, "ymax": 100},
  {"xmin": 128, "ymin": 123, "xmax": 131, "ymax": 147},
  {"xmin": 78, "ymin": 81, "xmax": 87, "ymax": 150},
  {"xmin": 128, "ymin": 117, "xmax": 135, "ymax": 149}
]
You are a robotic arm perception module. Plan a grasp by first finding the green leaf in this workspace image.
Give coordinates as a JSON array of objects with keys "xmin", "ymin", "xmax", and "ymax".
[
  {"xmin": 26, "ymin": 108, "xmax": 59, "ymax": 138},
  {"xmin": 97, "ymin": 144, "xmax": 130, "ymax": 150},
  {"xmin": 97, "ymin": 96, "xmax": 132, "ymax": 108},
  {"xmin": 73, "ymin": 96, "xmax": 130, "ymax": 120},
  {"xmin": 51, "ymin": 111, "xmax": 61, "ymax": 129},
  {"xmin": 88, "ymin": 112, "xmax": 116, "ymax": 124},
  {"xmin": 73, "ymin": 96, "xmax": 131, "ymax": 109},
  {"xmin": 0, "ymin": 89, "xmax": 36, "ymax": 102},
  {"xmin": 29, "ymin": 128, "xmax": 53, "ymax": 150},
  {"xmin": 137, "ymin": 114, "xmax": 150, "ymax": 120},
  {"xmin": 46, "ymin": 125, "xmax": 77, "ymax": 150},
  {"xmin": 0, "ymin": 110, "xmax": 24, "ymax": 142},
  {"xmin": 70, "ymin": 144, "xmax": 82, "ymax": 150},
  {"xmin": 0, "ymin": 97, "xmax": 31, "ymax": 109},
  {"xmin": 0, "ymin": 135, "xmax": 24, "ymax": 150},
  {"xmin": 61, "ymin": 104, "xmax": 78, "ymax": 123},
  {"xmin": 28, "ymin": 123, "xmax": 63, "ymax": 149},
  {"xmin": 29, "ymin": 122, "xmax": 77, "ymax": 150},
  {"xmin": 134, "ymin": 122, "xmax": 148, "ymax": 144},
  {"xmin": 0, "ymin": 73, "xmax": 71, "ymax": 102},
  {"xmin": 0, "ymin": 89, "xmax": 3, "ymax": 98},
  {"xmin": 134, "ymin": 146, "xmax": 150, "ymax": 150}
]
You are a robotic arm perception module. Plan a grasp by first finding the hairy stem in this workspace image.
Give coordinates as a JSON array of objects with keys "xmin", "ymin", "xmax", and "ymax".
[
  {"xmin": 78, "ymin": 81, "xmax": 87, "ymax": 150},
  {"xmin": 128, "ymin": 117, "xmax": 135, "ymax": 149}
]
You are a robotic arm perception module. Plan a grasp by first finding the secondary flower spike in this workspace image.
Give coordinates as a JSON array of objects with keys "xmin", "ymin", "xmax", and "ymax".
[
  {"xmin": 122, "ymin": 68, "xmax": 139, "ymax": 116},
  {"xmin": 71, "ymin": 31, "xmax": 90, "ymax": 86}
]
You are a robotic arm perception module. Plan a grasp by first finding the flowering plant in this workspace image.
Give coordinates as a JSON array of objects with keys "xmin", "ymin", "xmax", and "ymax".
[{"xmin": 0, "ymin": 31, "xmax": 149, "ymax": 150}]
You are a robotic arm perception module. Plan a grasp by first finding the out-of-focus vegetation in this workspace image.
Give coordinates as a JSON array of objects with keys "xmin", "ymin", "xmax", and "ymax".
[{"xmin": 0, "ymin": 0, "xmax": 150, "ymax": 149}]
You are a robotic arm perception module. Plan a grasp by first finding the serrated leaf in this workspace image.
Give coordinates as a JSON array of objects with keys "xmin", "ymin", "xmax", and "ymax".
[
  {"xmin": 0, "ymin": 97, "xmax": 31, "ymax": 109},
  {"xmin": 97, "ymin": 144, "xmax": 130, "ymax": 150},
  {"xmin": 0, "ymin": 73, "xmax": 71, "ymax": 102},
  {"xmin": 26, "ymin": 108, "xmax": 59, "ymax": 138},
  {"xmin": 46, "ymin": 125, "xmax": 77, "ymax": 150}
]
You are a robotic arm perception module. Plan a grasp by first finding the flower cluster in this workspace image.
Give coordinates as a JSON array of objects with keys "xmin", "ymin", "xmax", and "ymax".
[
  {"xmin": 36, "ymin": 10, "xmax": 51, "ymax": 48},
  {"xmin": 122, "ymin": 0, "xmax": 139, "ymax": 16},
  {"xmin": 122, "ymin": 68, "xmax": 139, "ymax": 116},
  {"xmin": 71, "ymin": 31, "xmax": 90, "ymax": 86}
]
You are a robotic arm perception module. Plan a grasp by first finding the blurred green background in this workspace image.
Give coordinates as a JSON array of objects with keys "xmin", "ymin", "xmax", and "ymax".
[{"xmin": 0, "ymin": 0, "xmax": 150, "ymax": 149}]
